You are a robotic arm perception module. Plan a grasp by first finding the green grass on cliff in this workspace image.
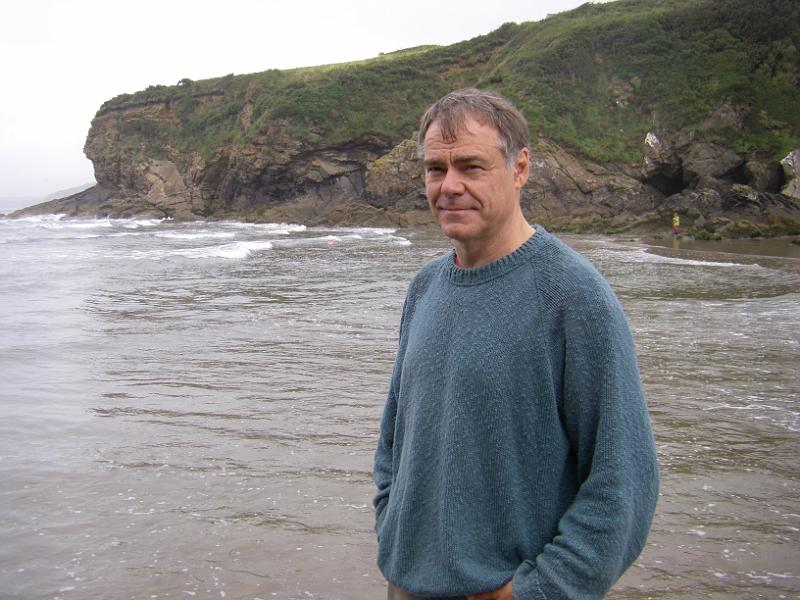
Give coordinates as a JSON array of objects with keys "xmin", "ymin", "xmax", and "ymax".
[{"xmin": 97, "ymin": 0, "xmax": 800, "ymax": 165}]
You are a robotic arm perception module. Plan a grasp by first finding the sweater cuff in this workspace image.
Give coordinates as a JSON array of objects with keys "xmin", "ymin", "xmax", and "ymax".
[
  {"xmin": 512, "ymin": 561, "xmax": 548, "ymax": 600},
  {"xmin": 374, "ymin": 497, "xmax": 389, "ymax": 536}
]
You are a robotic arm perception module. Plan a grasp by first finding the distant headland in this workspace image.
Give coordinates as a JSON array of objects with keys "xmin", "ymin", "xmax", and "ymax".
[{"xmin": 13, "ymin": 0, "xmax": 800, "ymax": 239}]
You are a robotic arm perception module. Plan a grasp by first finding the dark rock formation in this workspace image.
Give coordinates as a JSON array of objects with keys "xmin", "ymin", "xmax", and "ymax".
[
  {"xmin": 522, "ymin": 139, "xmax": 662, "ymax": 230},
  {"xmin": 641, "ymin": 132, "xmax": 684, "ymax": 195},
  {"xmin": 15, "ymin": 118, "xmax": 800, "ymax": 238},
  {"xmin": 680, "ymin": 142, "xmax": 746, "ymax": 190},
  {"xmin": 745, "ymin": 160, "xmax": 783, "ymax": 193}
]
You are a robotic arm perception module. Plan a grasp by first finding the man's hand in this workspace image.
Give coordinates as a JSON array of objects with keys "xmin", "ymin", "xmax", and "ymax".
[{"xmin": 467, "ymin": 580, "xmax": 513, "ymax": 600}]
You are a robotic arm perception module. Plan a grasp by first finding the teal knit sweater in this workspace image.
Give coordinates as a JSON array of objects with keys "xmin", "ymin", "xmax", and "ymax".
[{"xmin": 373, "ymin": 228, "xmax": 659, "ymax": 600}]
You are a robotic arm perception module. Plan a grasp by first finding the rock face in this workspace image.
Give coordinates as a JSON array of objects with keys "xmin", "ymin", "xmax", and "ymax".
[
  {"xmin": 745, "ymin": 160, "xmax": 783, "ymax": 193},
  {"xmin": 523, "ymin": 139, "xmax": 662, "ymax": 229},
  {"xmin": 12, "ymin": 82, "xmax": 800, "ymax": 238},
  {"xmin": 364, "ymin": 138, "xmax": 425, "ymax": 211},
  {"xmin": 642, "ymin": 133, "xmax": 749, "ymax": 194},
  {"xmin": 642, "ymin": 132, "xmax": 683, "ymax": 195},
  {"xmin": 15, "ymin": 108, "xmax": 800, "ymax": 238},
  {"xmin": 13, "ymin": 93, "xmax": 800, "ymax": 238},
  {"xmin": 17, "ymin": 98, "xmax": 402, "ymax": 223},
  {"xmin": 359, "ymin": 135, "xmax": 800, "ymax": 237},
  {"xmin": 781, "ymin": 150, "xmax": 800, "ymax": 201},
  {"xmin": 92, "ymin": 99, "xmax": 392, "ymax": 218},
  {"xmin": 680, "ymin": 142, "xmax": 745, "ymax": 189}
]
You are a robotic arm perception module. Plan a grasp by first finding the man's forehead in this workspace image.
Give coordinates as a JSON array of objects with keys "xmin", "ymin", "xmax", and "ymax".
[
  {"xmin": 424, "ymin": 115, "xmax": 498, "ymax": 143},
  {"xmin": 423, "ymin": 119, "xmax": 503, "ymax": 157}
]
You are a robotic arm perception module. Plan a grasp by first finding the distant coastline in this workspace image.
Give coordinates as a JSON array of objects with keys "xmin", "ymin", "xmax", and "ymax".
[
  {"xmin": 2, "ymin": 182, "xmax": 95, "ymax": 216},
  {"xmin": 0, "ymin": 197, "xmax": 38, "ymax": 215}
]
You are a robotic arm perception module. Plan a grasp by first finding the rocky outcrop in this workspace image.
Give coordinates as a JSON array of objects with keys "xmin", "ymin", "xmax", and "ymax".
[
  {"xmin": 655, "ymin": 184, "xmax": 800, "ymax": 239},
  {"xmin": 364, "ymin": 138, "xmax": 426, "ymax": 210},
  {"xmin": 14, "ymin": 97, "xmax": 403, "ymax": 223},
  {"xmin": 641, "ymin": 132, "xmax": 750, "ymax": 194},
  {"xmin": 11, "ymin": 55, "xmax": 800, "ymax": 238},
  {"xmin": 16, "ymin": 115, "xmax": 800, "ymax": 238},
  {"xmin": 781, "ymin": 150, "xmax": 800, "ymax": 201},
  {"xmin": 680, "ymin": 141, "xmax": 745, "ymax": 190},
  {"xmin": 642, "ymin": 131, "xmax": 684, "ymax": 195},
  {"xmin": 358, "ymin": 134, "xmax": 800, "ymax": 236},
  {"xmin": 745, "ymin": 160, "xmax": 783, "ymax": 193},
  {"xmin": 14, "ymin": 96, "xmax": 800, "ymax": 237},
  {"xmin": 522, "ymin": 139, "xmax": 662, "ymax": 230}
]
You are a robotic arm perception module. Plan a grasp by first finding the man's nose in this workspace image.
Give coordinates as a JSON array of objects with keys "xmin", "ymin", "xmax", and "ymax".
[{"xmin": 440, "ymin": 167, "xmax": 465, "ymax": 196}]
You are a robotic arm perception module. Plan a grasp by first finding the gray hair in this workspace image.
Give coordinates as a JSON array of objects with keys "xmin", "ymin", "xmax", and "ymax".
[{"xmin": 418, "ymin": 88, "xmax": 530, "ymax": 165}]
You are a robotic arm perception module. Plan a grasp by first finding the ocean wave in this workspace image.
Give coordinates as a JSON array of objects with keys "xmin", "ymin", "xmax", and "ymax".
[
  {"xmin": 388, "ymin": 235, "xmax": 412, "ymax": 246},
  {"xmin": 5, "ymin": 213, "xmax": 68, "ymax": 225},
  {"xmin": 704, "ymin": 402, "xmax": 800, "ymax": 433},
  {"xmin": 8, "ymin": 215, "xmax": 168, "ymax": 231},
  {"xmin": 326, "ymin": 226, "xmax": 397, "ymax": 236},
  {"xmin": 593, "ymin": 247, "xmax": 762, "ymax": 269},
  {"xmin": 118, "ymin": 218, "xmax": 166, "ymax": 229},
  {"xmin": 217, "ymin": 221, "xmax": 307, "ymax": 235},
  {"xmin": 268, "ymin": 233, "xmax": 410, "ymax": 248},
  {"xmin": 154, "ymin": 231, "xmax": 237, "ymax": 240},
  {"xmin": 109, "ymin": 231, "xmax": 146, "ymax": 238},
  {"xmin": 269, "ymin": 235, "xmax": 342, "ymax": 249},
  {"xmin": 44, "ymin": 218, "xmax": 113, "ymax": 230},
  {"xmin": 131, "ymin": 240, "xmax": 274, "ymax": 260}
]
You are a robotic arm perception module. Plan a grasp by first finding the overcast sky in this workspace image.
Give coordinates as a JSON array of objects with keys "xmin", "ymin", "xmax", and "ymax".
[{"xmin": 1, "ymin": 0, "xmax": 594, "ymax": 201}]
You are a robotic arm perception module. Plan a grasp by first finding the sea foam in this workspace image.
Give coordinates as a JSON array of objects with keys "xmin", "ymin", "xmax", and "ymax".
[
  {"xmin": 132, "ymin": 240, "xmax": 274, "ymax": 260},
  {"xmin": 154, "ymin": 231, "xmax": 237, "ymax": 240}
]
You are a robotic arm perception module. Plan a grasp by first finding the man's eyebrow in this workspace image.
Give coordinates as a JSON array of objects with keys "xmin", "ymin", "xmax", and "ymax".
[
  {"xmin": 452, "ymin": 154, "xmax": 491, "ymax": 166},
  {"xmin": 422, "ymin": 154, "xmax": 492, "ymax": 168},
  {"xmin": 422, "ymin": 157, "xmax": 446, "ymax": 167}
]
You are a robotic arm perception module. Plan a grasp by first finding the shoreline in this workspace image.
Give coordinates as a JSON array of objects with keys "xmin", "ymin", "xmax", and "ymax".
[
  {"xmin": 6, "ymin": 207, "xmax": 800, "ymax": 251},
  {"xmin": 642, "ymin": 235, "xmax": 800, "ymax": 261}
]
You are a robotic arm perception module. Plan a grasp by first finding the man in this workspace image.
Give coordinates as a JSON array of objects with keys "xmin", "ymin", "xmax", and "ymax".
[{"xmin": 373, "ymin": 88, "xmax": 659, "ymax": 600}]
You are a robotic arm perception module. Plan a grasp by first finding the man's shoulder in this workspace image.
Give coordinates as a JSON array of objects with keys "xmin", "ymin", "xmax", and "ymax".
[
  {"xmin": 397, "ymin": 253, "xmax": 450, "ymax": 329},
  {"xmin": 408, "ymin": 252, "xmax": 450, "ymax": 290},
  {"xmin": 533, "ymin": 230, "xmax": 617, "ymax": 309},
  {"xmin": 535, "ymin": 231, "xmax": 603, "ymax": 281}
]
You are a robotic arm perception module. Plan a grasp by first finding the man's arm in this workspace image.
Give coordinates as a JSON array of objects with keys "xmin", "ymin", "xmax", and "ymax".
[
  {"xmin": 373, "ymin": 294, "xmax": 412, "ymax": 536},
  {"xmin": 512, "ymin": 288, "xmax": 660, "ymax": 600},
  {"xmin": 373, "ymin": 385, "xmax": 397, "ymax": 535}
]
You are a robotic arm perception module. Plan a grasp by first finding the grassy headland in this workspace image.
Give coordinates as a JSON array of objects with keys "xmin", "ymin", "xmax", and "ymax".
[{"xmin": 97, "ymin": 0, "xmax": 799, "ymax": 164}]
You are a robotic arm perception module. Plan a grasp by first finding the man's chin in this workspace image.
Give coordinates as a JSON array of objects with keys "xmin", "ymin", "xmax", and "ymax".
[
  {"xmin": 435, "ymin": 211, "xmax": 480, "ymax": 240},
  {"xmin": 437, "ymin": 222, "xmax": 479, "ymax": 242}
]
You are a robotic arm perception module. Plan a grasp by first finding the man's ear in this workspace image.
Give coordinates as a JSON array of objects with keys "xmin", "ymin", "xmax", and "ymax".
[{"xmin": 513, "ymin": 148, "xmax": 530, "ymax": 189}]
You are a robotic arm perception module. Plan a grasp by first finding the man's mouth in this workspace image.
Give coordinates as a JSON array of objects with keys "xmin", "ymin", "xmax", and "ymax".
[{"xmin": 438, "ymin": 205, "xmax": 475, "ymax": 211}]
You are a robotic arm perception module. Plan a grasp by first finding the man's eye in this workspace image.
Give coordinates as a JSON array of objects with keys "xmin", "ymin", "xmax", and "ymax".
[{"xmin": 426, "ymin": 167, "xmax": 444, "ymax": 175}]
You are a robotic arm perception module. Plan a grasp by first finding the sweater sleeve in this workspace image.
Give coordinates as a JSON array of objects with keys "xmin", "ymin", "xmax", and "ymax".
[
  {"xmin": 372, "ymin": 295, "xmax": 410, "ymax": 536},
  {"xmin": 373, "ymin": 383, "xmax": 397, "ymax": 535},
  {"xmin": 512, "ymin": 282, "xmax": 659, "ymax": 600}
]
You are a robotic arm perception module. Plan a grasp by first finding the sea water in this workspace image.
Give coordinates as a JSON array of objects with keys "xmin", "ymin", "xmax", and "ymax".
[{"xmin": 0, "ymin": 215, "xmax": 798, "ymax": 599}]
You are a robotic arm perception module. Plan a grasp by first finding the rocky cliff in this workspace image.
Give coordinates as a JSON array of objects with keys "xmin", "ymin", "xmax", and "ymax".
[{"xmin": 15, "ymin": 0, "xmax": 800, "ymax": 237}]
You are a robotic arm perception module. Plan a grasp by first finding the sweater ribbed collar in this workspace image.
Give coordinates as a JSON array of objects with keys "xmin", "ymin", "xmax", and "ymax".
[{"xmin": 444, "ymin": 226, "xmax": 550, "ymax": 286}]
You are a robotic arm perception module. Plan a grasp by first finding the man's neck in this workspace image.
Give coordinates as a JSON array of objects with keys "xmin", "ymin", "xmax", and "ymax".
[{"xmin": 454, "ymin": 221, "xmax": 535, "ymax": 268}]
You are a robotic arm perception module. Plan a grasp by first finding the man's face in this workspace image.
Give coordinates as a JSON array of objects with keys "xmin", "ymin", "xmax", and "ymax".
[{"xmin": 422, "ymin": 116, "xmax": 529, "ymax": 245}]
